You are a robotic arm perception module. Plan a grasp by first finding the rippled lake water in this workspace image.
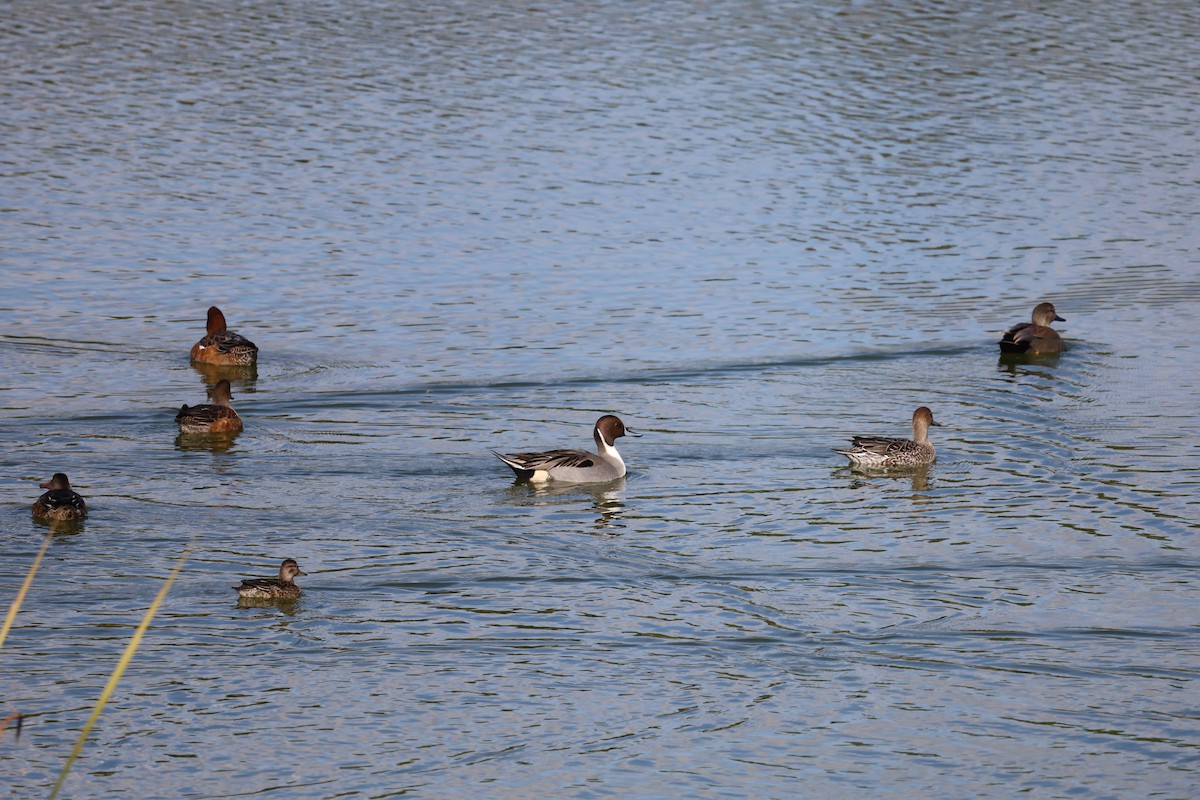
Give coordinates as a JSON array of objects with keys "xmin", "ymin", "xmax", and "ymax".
[{"xmin": 3, "ymin": 1, "xmax": 1199, "ymax": 797}]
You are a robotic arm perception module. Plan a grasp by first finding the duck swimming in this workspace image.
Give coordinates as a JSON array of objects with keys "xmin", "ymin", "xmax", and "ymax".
[
  {"xmin": 176, "ymin": 379, "xmax": 242, "ymax": 434},
  {"xmin": 834, "ymin": 406, "xmax": 942, "ymax": 468},
  {"xmin": 999, "ymin": 302, "xmax": 1065, "ymax": 355},
  {"xmin": 234, "ymin": 559, "xmax": 307, "ymax": 600},
  {"xmin": 494, "ymin": 415, "xmax": 640, "ymax": 483},
  {"xmin": 190, "ymin": 306, "xmax": 259, "ymax": 366},
  {"xmin": 32, "ymin": 473, "xmax": 88, "ymax": 521}
]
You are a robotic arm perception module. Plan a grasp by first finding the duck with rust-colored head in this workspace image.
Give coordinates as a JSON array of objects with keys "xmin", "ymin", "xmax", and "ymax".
[
  {"xmin": 493, "ymin": 414, "xmax": 641, "ymax": 483},
  {"xmin": 190, "ymin": 306, "xmax": 259, "ymax": 366},
  {"xmin": 999, "ymin": 302, "xmax": 1065, "ymax": 355},
  {"xmin": 235, "ymin": 559, "xmax": 307, "ymax": 600},
  {"xmin": 33, "ymin": 473, "xmax": 88, "ymax": 521},
  {"xmin": 835, "ymin": 406, "xmax": 942, "ymax": 468},
  {"xmin": 176, "ymin": 379, "xmax": 242, "ymax": 434}
]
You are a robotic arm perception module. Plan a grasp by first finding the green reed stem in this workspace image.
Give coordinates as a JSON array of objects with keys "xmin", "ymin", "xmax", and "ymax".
[{"xmin": 49, "ymin": 547, "xmax": 190, "ymax": 800}]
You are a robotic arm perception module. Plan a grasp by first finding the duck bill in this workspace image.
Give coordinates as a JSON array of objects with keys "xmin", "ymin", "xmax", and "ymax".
[{"xmin": 624, "ymin": 427, "xmax": 643, "ymax": 438}]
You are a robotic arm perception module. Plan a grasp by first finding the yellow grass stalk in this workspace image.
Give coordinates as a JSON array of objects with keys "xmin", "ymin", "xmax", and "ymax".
[
  {"xmin": 49, "ymin": 548, "xmax": 190, "ymax": 800},
  {"xmin": 0, "ymin": 532, "xmax": 52, "ymax": 653}
]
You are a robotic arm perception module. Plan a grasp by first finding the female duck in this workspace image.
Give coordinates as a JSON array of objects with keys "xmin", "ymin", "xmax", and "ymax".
[
  {"xmin": 494, "ymin": 414, "xmax": 640, "ymax": 483},
  {"xmin": 176, "ymin": 379, "xmax": 242, "ymax": 434},
  {"xmin": 190, "ymin": 306, "xmax": 259, "ymax": 366},
  {"xmin": 33, "ymin": 473, "xmax": 88, "ymax": 521},
  {"xmin": 999, "ymin": 302, "xmax": 1065, "ymax": 355},
  {"xmin": 234, "ymin": 559, "xmax": 307, "ymax": 600},
  {"xmin": 835, "ymin": 406, "xmax": 942, "ymax": 468}
]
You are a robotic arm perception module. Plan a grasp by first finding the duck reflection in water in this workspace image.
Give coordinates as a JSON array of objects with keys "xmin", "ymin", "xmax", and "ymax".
[
  {"xmin": 843, "ymin": 463, "xmax": 931, "ymax": 495},
  {"xmin": 997, "ymin": 351, "xmax": 1064, "ymax": 376},
  {"xmin": 190, "ymin": 357, "xmax": 257, "ymax": 388},
  {"xmin": 175, "ymin": 431, "xmax": 239, "ymax": 453},
  {"xmin": 505, "ymin": 477, "xmax": 629, "ymax": 532}
]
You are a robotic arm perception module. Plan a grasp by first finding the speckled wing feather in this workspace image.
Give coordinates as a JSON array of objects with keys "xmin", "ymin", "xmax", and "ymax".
[
  {"xmin": 199, "ymin": 330, "xmax": 257, "ymax": 355},
  {"xmin": 848, "ymin": 436, "xmax": 909, "ymax": 456},
  {"xmin": 236, "ymin": 578, "xmax": 284, "ymax": 591}
]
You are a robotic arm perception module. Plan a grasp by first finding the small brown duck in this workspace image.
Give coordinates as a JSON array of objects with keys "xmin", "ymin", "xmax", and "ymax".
[
  {"xmin": 190, "ymin": 306, "xmax": 259, "ymax": 366},
  {"xmin": 32, "ymin": 473, "xmax": 88, "ymax": 521},
  {"xmin": 234, "ymin": 559, "xmax": 307, "ymax": 600},
  {"xmin": 999, "ymin": 302, "xmax": 1065, "ymax": 355},
  {"xmin": 176, "ymin": 379, "xmax": 243, "ymax": 434},
  {"xmin": 834, "ymin": 406, "xmax": 942, "ymax": 468}
]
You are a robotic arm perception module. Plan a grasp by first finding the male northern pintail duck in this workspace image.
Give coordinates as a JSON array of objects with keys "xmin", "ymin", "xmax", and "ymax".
[
  {"xmin": 234, "ymin": 559, "xmax": 307, "ymax": 600},
  {"xmin": 999, "ymin": 302, "xmax": 1065, "ymax": 355},
  {"xmin": 190, "ymin": 306, "xmax": 259, "ymax": 366},
  {"xmin": 32, "ymin": 473, "xmax": 88, "ymax": 521},
  {"xmin": 494, "ymin": 414, "xmax": 640, "ymax": 483},
  {"xmin": 835, "ymin": 406, "xmax": 942, "ymax": 467},
  {"xmin": 176, "ymin": 379, "xmax": 243, "ymax": 434}
]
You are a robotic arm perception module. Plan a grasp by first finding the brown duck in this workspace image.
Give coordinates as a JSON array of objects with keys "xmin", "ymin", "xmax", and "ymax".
[
  {"xmin": 235, "ymin": 559, "xmax": 307, "ymax": 600},
  {"xmin": 190, "ymin": 306, "xmax": 259, "ymax": 366},
  {"xmin": 32, "ymin": 473, "xmax": 88, "ymax": 521},
  {"xmin": 999, "ymin": 302, "xmax": 1065, "ymax": 355},
  {"xmin": 176, "ymin": 379, "xmax": 243, "ymax": 434}
]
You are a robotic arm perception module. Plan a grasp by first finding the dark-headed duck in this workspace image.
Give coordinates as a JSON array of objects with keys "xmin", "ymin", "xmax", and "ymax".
[
  {"xmin": 493, "ymin": 415, "xmax": 640, "ymax": 483},
  {"xmin": 33, "ymin": 473, "xmax": 88, "ymax": 521}
]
